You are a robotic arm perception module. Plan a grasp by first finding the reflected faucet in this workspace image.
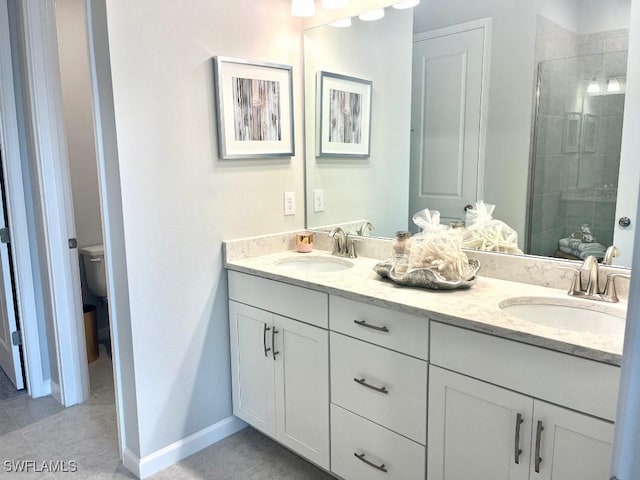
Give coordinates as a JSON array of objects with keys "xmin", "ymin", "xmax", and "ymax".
[
  {"xmin": 603, "ymin": 245, "xmax": 619, "ymax": 265},
  {"xmin": 357, "ymin": 221, "xmax": 375, "ymax": 237}
]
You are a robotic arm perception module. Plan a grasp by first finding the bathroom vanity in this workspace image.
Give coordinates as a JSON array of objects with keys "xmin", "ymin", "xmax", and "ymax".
[{"xmin": 224, "ymin": 235, "xmax": 624, "ymax": 480}]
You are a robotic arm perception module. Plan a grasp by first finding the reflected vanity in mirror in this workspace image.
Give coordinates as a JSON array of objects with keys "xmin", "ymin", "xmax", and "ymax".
[{"xmin": 303, "ymin": 0, "xmax": 634, "ymax": 267}]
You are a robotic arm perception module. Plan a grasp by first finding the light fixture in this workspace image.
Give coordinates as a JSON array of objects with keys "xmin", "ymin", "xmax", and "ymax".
[
  {"xmin": 607, "ymin": 77, "xmax": 621, "ymax": 93},
  {"xmin": 291, "ymin": 0, "xmax": 315, "ymax": 17},
  {"xmin": 322, "ymin": 0, "xmax": 347, "ymax": 9},
  {"xmin": 392, "ymin": 0, "xmax": 420, "ymax": 9},
  {"xmin": 329, "ymin": 17, "xmax": 352, "ymax": 27},
  {"xmin": 586, "ymin": 78, "xmax": 600, "ymax": 94},
  {"xmin": 359, "ymin": 8, "xmax": 385, "ymax": 21}
]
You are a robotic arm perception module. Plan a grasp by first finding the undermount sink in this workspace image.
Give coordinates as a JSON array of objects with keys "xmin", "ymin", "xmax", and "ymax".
[
  {"xmin": 275, "ymin": 255, "xmax": 354, "ymax": 273},
  {"xmin": 499, "ymin": 296, "xmax": 626, "ymax": 336}
]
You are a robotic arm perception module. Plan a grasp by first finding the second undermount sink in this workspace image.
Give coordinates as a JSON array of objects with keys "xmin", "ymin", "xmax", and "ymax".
[
  {"xmin": 499, "ymin": 296, "xmax": 626, "ymax": 336},
  {"xmin": 275, "ymin": 255, "xmax": 354, "ymax": 273}
]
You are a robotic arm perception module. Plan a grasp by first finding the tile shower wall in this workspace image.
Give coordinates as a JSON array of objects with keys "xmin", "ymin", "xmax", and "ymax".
[{"xmin": 530, "ymin": 18, "xmax": 628, "ymax": 257}]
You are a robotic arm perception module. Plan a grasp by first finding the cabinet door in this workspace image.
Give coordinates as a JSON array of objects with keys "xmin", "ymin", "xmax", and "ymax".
[
  {"xmin": 274, "ymin": 315, "xmax": 330, "ymax": 470},
  {"xmin": 428, "ymin": 366, "xmax": 533, "ymax": 480},
  {"xmin": 531, "ymin": 401, "xmax": 613, "ymax": 480},
  {"xmin": 229, "ymin": 301, "xmax": 276, "ymax": 437}
]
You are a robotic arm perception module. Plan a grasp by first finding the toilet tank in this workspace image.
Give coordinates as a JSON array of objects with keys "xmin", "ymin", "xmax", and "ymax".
[{"xmin": 80, "ymin": 244, "xmax": 107, "ymax": 298}]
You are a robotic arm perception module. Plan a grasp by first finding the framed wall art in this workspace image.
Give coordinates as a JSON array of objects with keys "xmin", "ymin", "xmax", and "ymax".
[
  {"xmin": 317, "ymin": 71, "xmax": 372, "ymax": 157},
  {"xmin": 214, "ymin": 56, "xmax": 294, "ymax": 159}
]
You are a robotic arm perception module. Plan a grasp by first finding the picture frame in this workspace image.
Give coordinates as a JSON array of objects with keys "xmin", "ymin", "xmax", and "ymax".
[
  {"xmin": 581, "ymin": 113, "xmax": 599, "ymax": 153},
  {"xmin": 317, "ymin": 71, "xmax": 372, "ymax": 157},
  {"xmin": 214, "ymin": 56, "xmax": 294, "ymax": 159},
  {"xmin": 563, "ymin": 112, "xmax": 581, "ymax": 154}
]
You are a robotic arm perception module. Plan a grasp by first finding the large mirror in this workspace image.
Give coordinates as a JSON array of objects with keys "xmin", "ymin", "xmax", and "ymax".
[{"xmin": 303, "ymin": 0, "xmax": 633, "ymax": 266}]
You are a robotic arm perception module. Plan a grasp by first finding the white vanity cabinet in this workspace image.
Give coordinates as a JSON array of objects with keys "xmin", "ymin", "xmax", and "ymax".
[
  {"xmin": 228, "ymin": 272, "xmax": 330, "ymax": 470},
  {"xmin": 428, "ymin": 322, "xmax": 617, "ymax": 480},
  {"xmin": 329, "ymin": 296, "xmax": 428, "ymax": 480}
]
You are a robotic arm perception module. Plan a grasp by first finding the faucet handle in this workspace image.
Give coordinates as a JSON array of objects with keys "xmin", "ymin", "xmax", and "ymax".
[
  {"xmin": 559, "ymin": 266, "xmax": 583, "ymax": 296},
  {"xmin": 346, "ymin": 236, "xmax": 361, "ymax": 258},
  {"xmin": 602, "ymin": 273, "xmax": 631, "ymax": 303}
]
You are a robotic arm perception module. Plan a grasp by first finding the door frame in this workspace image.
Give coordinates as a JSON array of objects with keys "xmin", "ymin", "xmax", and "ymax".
[
  {"xmin": 413, "ymin": 17, "xmax": 493, "ymax": 204},
  {"xmin": 0, "ymin": 0, "xmax": 46, "ymax": 397}
]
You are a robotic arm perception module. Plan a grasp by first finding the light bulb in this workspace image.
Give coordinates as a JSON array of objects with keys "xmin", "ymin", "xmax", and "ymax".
[
  {"xmin": 322, "ymin": 0, "xmax": 347, "ymax": 9},
  {"xmin": 586, "ymin": 79, "xmax": 600, "ymax": 94},
  {"xmin": 329, "ymin": 17, "xmax": 352, "ymax": 27},
  {"xmin": 358, "ymin": 8, "xmax": 385, "ymax": 21},
  {"xmin": 291, "ymin": 0, "xmax": 315, "ymax": 17},
  {"xmin": 607, "ymin": 78, "xmax": 621, "ymax": 93},
  {"xmin": 392, "ymin": 0, "xmax": 420, "ymax": 9}
]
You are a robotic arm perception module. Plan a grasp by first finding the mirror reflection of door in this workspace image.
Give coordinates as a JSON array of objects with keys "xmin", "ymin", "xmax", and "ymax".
[
  {"xmin": 0, "ymin": 154, "xmax": 24, "ymax": 391},
  {"xmin": 409, "ymin": 21, "xmax": 489, "ymax": 227}
]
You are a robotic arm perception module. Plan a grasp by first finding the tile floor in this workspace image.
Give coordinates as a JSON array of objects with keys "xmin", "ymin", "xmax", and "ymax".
[{"xmin": 0, "ymin": 349, "xmax": 333, "ymax": 479}]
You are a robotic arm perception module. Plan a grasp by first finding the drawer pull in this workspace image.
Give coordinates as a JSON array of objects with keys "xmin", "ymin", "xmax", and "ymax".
[
  {"xmin": 534, "ymin": 420, "xmax": 544, "ymax": 473},
  {"xmin": 354, "ymin": 452, "xmax": 388, "ymax": 473},
  {"xmin": 354, "ymin": 319, "xmax": 389, "ymax": 333},
  {"xmin": 272, "ymin": 328, "xmax": 280, "ymax": 359},
  {"xmin": 263, "ymin": 324, "xmax": 271, "ymax": 358},
  {"xmin": 514, "ymin": 413, "xmax": 523, "ymax": 464},
  {"xmin": 354, "ymin": 377, "xmax": 389, "ymax": 394}
]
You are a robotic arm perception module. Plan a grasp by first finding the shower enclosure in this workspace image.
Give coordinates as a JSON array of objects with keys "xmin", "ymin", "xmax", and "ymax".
[{"xmin": 528, "ymin": 51, "xmax": 627, "ymax": 259}]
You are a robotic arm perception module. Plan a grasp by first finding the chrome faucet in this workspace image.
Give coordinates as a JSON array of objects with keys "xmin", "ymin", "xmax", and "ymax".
[
  {"xmin": 329, "ymin": 227, "xmax": 347, "ymax": 256},
  {"xmin": 603, "ymin": 245, "xmax": 619, "ymax": 265},
  {"xmin": 357, "ymin": 221, "xmax": 374, "ymax": 236},
  {"xmin": 580, "ymin": 255, "xmax": 600, "ymax": 296},
  {"xmin": 565, "ymin": 254, "xmax": 630, "ymax": 303}
]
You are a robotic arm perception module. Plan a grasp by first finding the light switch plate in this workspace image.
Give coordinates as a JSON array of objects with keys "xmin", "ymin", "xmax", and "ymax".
[
  {"xmin": 284, "ymin": 191, "xmax": 296, "ymax": 216},
  {"xmin": 313, "ymin": 189, "xmax": 324, "ymax": 212}
]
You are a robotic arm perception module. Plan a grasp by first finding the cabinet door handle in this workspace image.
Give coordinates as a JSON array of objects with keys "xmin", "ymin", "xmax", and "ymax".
[
  {"xmin": 353, "ymin": 319, "xmax": 389, "ymax": 333},
  {"xmin": 353, "ymin": 377, "xmax": 389, "ymax": 394},
  {"xmin": 514, "ymin": 413, "xmax": 524, "ymax": 464},
  {"xmin": 271, "ymin": 327, "xmax": 280, "ymax": 359},
  {"xmin": 354, "ymin": 452, "xmax": 388, "ymax": 473},
  {"xmin": 534, "ymin": 420, "xmax": 544, "ymax": 473},
  {"xmin": 262, "ymin": 324, "xmax": 271, "ymax": 358}
]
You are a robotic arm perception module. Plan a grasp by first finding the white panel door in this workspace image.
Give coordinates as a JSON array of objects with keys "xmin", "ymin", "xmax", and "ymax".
[
  {"xmin": 229, "ymin": 301, "xmax": 276, "ymax": 437},
  {"xmin": 531, "ymin": 401, "xmax": 613, "ymax": 480},
  {"xmin": 410, "ymin": 25, "xmax": 486, "ymax": 225},
  {"xmin": 0, "ymin": 173, "xmax": 23, "ymax": 390},
  {"xmin": 274, "ymin": 315, "xmax": 329, "ymax": 470},
  {"xmin": 612, "ymin": 0, "xmax": 640, "ymax": 265},
  {"xmin": 428, "ymin": 366, "xmax": 533, "ymax": 480}
]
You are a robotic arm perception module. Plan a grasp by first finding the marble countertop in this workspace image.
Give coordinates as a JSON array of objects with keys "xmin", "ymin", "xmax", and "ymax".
[{"xmin": 225, "ymin": 249, "xmax": 626, "ymax": 366}]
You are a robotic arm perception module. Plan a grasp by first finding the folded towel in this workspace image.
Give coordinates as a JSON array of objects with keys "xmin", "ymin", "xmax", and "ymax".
[
  {"xmin": 559, "ymin": 246, "xmax": 605, "ymax": 259},
  {"xmin": 578, "ymin": 242, "xmax": 606, "ymax": 252}
]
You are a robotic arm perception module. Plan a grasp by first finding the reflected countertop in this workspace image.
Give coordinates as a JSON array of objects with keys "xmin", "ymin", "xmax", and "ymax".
[{"xmin": 225, "ymin": 249, "xmax": 626, "ymax": 366}]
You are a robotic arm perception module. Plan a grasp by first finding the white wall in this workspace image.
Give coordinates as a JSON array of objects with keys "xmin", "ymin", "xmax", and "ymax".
[
  {"xmin": 56, "ymin": 0, "xmax": 103, "ymax": 249},
  {"xmin": 101, "ymin": 0, "xmax": 304, "ymax": 460},
  {"xmin": 414, "ymin": 0, "xmax": 539, "ymax": 246},
  {"xmin": 537, "ymin": 0, "xmax": 578, "ymax": 32},
  {"xmin": 304, "ymin": 8, "xmax": 413, "ymax": 236},
  {"xmin": 578, "ymin": 0, "xmax": 631, "ymax": 34}
]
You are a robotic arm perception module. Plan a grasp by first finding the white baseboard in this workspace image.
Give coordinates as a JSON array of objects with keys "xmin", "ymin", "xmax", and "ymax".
[
  {"xmin": 122, "ymin": 415, "xmax": 247, "ymax": 479},
  {"xmin": 49, "ymin": 379, "xmax": 61, "ymax": 403}
]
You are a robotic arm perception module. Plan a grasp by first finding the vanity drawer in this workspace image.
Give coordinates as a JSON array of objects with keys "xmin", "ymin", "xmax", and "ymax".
[
  {"xmin": 331, "ymin": 403, "xmax": 425, "ymax": 480},
  {"xmin": 330, "ymin": 332, "xmax": 427, "ymax": 444},
  {"xmin": 329, "ymin": 295, "xmax": 429, "ymax": 360},
  {"xmin": 430, "ymin": 322, "xmax": 620, "ymax": 421},
  {"xmin": 228, "ymin": 271, "xmax": 328, "ymax": 328}
]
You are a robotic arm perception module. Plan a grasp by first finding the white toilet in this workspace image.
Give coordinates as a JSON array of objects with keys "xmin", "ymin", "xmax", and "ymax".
[{"xmin": 79, "ymin": 244, "xmax": 107, "ymax": 298}]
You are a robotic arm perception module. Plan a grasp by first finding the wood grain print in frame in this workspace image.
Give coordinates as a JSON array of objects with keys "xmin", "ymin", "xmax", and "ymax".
[
  {"xmin": 214, "ymin": 56, "xmax": 294, "ymax": 159},
  {"xmin": 317, "ymin": 71, "xmax": 372, "ymax": 157}
]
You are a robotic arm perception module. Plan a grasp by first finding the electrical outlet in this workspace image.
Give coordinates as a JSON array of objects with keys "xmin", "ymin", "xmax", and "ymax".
[
  {"xmin": 313, "ymin": 189, "xmax": 324, "ymax": 212},
  {"xmin": 284, "ymin": 192, "xmax": 296, "ymax": 216}
]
